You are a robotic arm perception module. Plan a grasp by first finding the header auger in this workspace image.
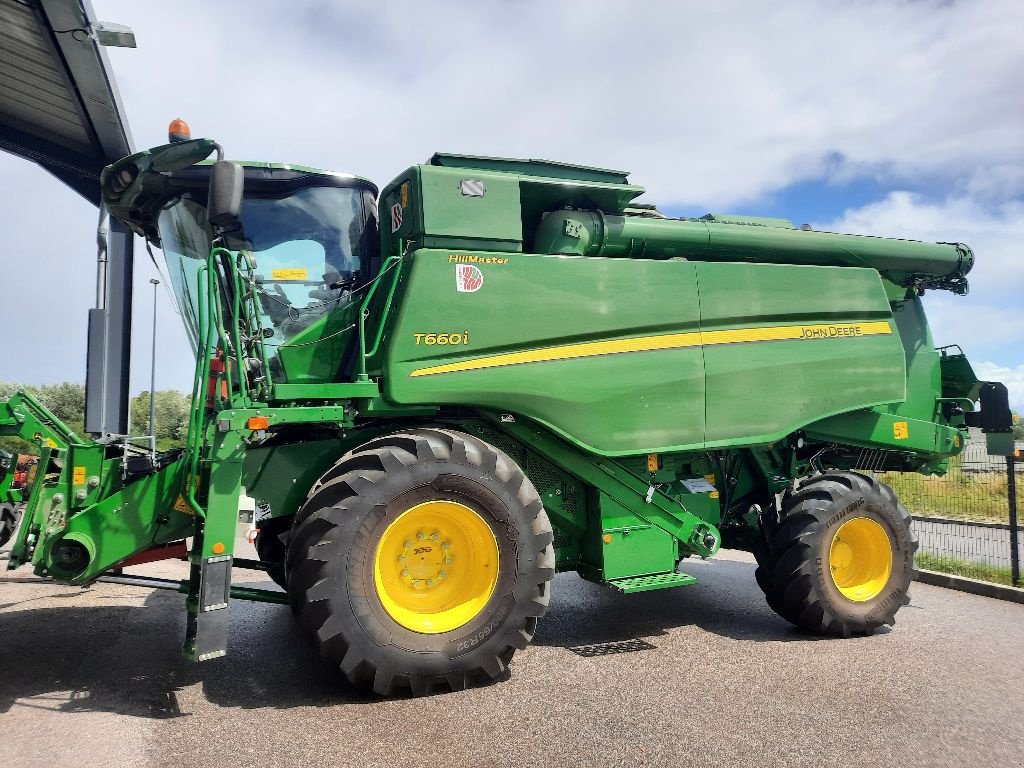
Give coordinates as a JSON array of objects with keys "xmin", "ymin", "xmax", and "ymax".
[{"xmin": 1, "ymin": 126, "xmax": 1013, "ymax": 696}]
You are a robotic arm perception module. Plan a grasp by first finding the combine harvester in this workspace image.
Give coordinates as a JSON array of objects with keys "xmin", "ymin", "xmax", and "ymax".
[{"xmin": 0, "ymin": 122, "xmax": 1014, "ymax": 695}]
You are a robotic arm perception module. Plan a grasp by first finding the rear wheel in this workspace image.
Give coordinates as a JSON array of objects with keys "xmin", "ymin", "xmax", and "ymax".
[
  {"xmin": 754, "ymin": 471, "xmax": 916, "ymax": 635},
  {"xmin": 285, "ymin": 427, "xmax": 554, "ymax": 696}
]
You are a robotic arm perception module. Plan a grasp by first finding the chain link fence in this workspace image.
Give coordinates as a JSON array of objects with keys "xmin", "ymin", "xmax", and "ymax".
[{"xmin": 875, "ymin": 433, "xmax": 1021, "ymax": 587}]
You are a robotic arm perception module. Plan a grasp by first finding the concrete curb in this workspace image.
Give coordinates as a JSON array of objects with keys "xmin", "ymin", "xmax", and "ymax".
[{"xmin": 915, "ymin": 569, "xmax": 1024, "ymax": 604}]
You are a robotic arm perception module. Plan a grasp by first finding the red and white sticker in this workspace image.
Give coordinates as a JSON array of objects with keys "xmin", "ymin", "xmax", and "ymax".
[
  {"xmin": 390, "ymin": 202, "xmax": 403, "ymax": 233},
  {"xmin": 455, "ymin": 264, "xmax": 484, "ymax": 293}
]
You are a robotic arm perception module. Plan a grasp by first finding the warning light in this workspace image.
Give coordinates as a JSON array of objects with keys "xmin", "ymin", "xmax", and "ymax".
[
  {"xmin": 247, "ymin": 416, "xmax": 270, "ymax": 430},
  {"xmin": 602, "ymin": 534, "xmax": 613, "ymax": 544},
  {"xmin": 168, "ymin": 118, "xmax": 191, "ymax": 143},
  {"xmin": 211, "ymin": 542, "xmax": 225, "ymax": 555}
]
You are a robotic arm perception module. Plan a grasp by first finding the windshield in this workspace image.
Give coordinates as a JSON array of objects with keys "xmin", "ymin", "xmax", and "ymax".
[{"xmin": 158, "ymin": 185, "xmax": 372, "ymax": 352}]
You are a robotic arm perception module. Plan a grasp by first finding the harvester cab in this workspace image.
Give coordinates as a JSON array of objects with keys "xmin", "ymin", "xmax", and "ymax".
[{"xmin": 0, "ymin": 122, "xmax": 1015, "ymax": 695}]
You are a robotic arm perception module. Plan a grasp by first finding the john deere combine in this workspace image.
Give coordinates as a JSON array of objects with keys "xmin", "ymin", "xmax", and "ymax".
[{"xmin": 1, "ymin": 126, "xmax": 1013, "ymax": 696}]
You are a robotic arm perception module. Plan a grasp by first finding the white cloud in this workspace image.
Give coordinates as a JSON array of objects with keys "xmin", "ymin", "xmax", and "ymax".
[
  {"xmin": 974, "ymin": 362, "xmax": 1024, "ymax": 413},
  {"xmin": 95, "ymin": 0, "xmax": 1024, "ymax": 207},
  {"xmin": 2, "ymin": 0, "xmax": 1022, "ymax": 397}
]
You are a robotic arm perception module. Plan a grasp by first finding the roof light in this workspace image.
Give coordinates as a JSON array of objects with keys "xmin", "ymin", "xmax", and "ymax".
[{"xmin": 168, "ymin": 118, "xmax": 191, "ymax": 143}]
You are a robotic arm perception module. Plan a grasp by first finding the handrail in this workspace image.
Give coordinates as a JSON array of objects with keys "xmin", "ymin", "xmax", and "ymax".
[
  {"xmin": 183, "ymin": 261, "xmax": 212, "ymax": 518},
  {"xmin": 356, "ymin": 247, "xmax": 405, "ymax": 381}
]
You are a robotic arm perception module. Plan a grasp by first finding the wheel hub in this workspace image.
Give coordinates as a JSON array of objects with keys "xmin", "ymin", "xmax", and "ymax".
[
  {"xmin": 374, "ymin": 499, "xmax": 499, "ymax": 634},
  {"xmin": 829, "ymin": 517, "xmax": 893, "ymax": 602}
]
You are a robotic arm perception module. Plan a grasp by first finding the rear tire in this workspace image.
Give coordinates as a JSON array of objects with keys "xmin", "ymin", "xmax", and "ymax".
[
  {"xmin": 285, "ymin": 427, "xmax": 554, "ymax": 696},
  {"xmin": 753, "ymin": 471, "xmax": 917, "ymax": 636}
]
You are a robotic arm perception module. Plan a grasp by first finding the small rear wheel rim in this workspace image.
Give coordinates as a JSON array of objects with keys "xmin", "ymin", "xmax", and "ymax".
[
  {"xmin": 373, "ymin": 499, "xmax": 499, "ymax": 634},
  {"xmin": 829, "ymin": 516, "xmax": 893, "ymax": 602}
]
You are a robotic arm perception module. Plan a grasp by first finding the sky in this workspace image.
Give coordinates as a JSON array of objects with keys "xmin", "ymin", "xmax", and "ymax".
[{"xmin": 1, "ymin": 0, "xmax": 1022, "ymax": 409}]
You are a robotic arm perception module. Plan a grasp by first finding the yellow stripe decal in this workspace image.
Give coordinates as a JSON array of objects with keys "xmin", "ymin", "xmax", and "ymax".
[{"xmin": 409, "ymin": 321, "xmax": 892, "ymax": 378}]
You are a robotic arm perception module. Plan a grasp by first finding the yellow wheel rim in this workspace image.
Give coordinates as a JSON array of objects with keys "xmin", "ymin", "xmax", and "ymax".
[
  {"xmin": 829, "ymin": 517, "xmax": 893, "ymax": 602},
  {"xmin": 373, "ymin": 499, "xmax": 499, "ymax": 634}
]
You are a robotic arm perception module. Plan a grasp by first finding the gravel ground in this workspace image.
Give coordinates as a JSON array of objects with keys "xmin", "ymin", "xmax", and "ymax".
[{"xmin": 1, "ymin": 539, "xmax": 1022, "ymax": 768}]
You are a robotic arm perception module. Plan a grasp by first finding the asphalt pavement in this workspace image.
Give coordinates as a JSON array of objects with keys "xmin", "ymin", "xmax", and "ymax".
[{"xmin": 1, "ymin": 537, "xmax": 1022, "ymax": 768}]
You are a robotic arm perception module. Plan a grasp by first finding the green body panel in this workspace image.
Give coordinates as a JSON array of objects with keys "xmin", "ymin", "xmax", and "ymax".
[
  {"xmin": 697, "ymin": 262, "xmax": 906, "ymax": 446},
  {"xmin": 592, "ymin": 494, "xmax": 677, "ymax": 581},
  {"xmin": 0, "ymin": 394, "xmax": 195, "ymax": 583},
  {"xmin": 243, "ymin": 437, "xmax": 362, "ymax": 520},
  {"xmin": 885, "ymin": 294, "xmax": 943, "ymax": 422},
  {"xmin": 45, "ymin": 459, "xmax": 195, "ymax": 582},
  {"xmin": 384, "ymin": 248, "xmax": 706, "ymax": 454},
  {"xmin": 939, "ymin": 348, "xmax": 981, "ymax": 401},
  {"xmin": 382, "ymin": 249, "xmax": 909, "ymax": 455}
]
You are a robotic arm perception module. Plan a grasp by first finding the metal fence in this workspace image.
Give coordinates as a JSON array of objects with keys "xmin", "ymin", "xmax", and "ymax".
[{"xmin": 875, "ymin": 451, "xmax": 1020, "ymax": 587}]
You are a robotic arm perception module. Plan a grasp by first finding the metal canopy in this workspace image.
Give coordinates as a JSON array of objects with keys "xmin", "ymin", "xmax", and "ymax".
[
  {"xmin": 0, "ymin": 0, "xmax": 135, "ymax": 436},
  {"xmin": 0, "ymin": 0, "xmax": 133, "ymax": 201}
]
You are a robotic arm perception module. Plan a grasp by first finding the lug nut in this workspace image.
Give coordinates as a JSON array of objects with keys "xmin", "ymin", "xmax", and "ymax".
[
  {"xmin": 401, "ymin": 569, "xmax": 409, "ymax": 577},
  {"xmin": 431, "ymin": 533, "xmax": 439, "ymax": 541},
  {"xmin": 416, "ymin": 532, "xmax": 425, "ymax": 540}
]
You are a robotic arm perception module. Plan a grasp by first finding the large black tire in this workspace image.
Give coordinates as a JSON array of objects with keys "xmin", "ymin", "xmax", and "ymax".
[
  {"xmin": 754, "ymin": 471, "xmax": 917, "ymax": 636},
  {"xmin": 285, "ymin": 427, "xmax": 554, "ymax": 696},
  {"xmin": 0, "ymin": 503, "xmax": 21, "ymax": 548}
]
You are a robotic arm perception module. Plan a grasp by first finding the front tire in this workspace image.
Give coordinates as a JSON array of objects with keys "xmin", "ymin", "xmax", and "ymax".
[
  {"xmin": 285, "ymin": 428, "xmax": 554, "ymax": 696},
  {"xmin": 754, "ymin": 471, "xmax": 917, "ymax": 636}
]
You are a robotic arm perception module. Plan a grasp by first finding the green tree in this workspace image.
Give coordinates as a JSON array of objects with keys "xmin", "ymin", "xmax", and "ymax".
[
  {"xmin": 129, "ymin": 390, "xmax": 191, "ymax": 450},
  {"xmin": 1, "ymin": 383, "xmax": 192, "ymax": 454},
  {"xmin": 0, "ymin": 382, "xmax": 86, "ymax": 454}
]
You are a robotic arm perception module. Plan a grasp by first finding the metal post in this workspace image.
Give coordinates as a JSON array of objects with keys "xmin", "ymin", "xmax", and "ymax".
[
  {"xmin": 1008, "ymin": 454, "xmax": 1019, "ymax": 588},
  {"xmin": 85, "ymin": 218, "xmax": 134, "ymax": 436},
  {"xmin": 149, "ymin": 278, "xmax": 159, "ymax": 458}
]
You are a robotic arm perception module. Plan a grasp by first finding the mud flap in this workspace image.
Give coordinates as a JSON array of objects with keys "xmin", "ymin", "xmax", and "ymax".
[{"xmin": 184, "ymin": 554, "xmax": 232, "ymax": 661}]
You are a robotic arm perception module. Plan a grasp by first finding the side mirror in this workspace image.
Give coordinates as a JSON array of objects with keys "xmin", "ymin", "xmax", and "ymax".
[{"xmin": 208, "ymin": 161, "xmax": 244, "ymax": 229}]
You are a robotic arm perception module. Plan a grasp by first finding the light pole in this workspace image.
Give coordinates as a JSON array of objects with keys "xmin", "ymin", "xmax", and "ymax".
[{"xmin": 149, "ymin": 278, "xmax": 159, "ymax": 458}]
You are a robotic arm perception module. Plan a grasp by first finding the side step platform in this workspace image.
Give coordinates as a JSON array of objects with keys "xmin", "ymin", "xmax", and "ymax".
[{"xmin": 608, "ymin": 571, "xmax": 696, "ymax": 594}]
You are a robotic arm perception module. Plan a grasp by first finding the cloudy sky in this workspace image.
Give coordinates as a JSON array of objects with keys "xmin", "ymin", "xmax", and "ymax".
[{"xmin": 2, "ymin": 0, "xmax": 1022, "ymax": 409}]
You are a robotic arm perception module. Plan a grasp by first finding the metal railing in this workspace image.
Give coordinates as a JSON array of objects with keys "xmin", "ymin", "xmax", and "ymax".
[{"xmin": 876, "ymin": 452, "xmax": 1020, "ymax": 587}]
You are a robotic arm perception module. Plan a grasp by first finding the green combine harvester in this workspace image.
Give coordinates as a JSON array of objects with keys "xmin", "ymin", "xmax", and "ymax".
[{"xmin": 0, "ymin": 123, "xmax": 1014, "ymax": 696}]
